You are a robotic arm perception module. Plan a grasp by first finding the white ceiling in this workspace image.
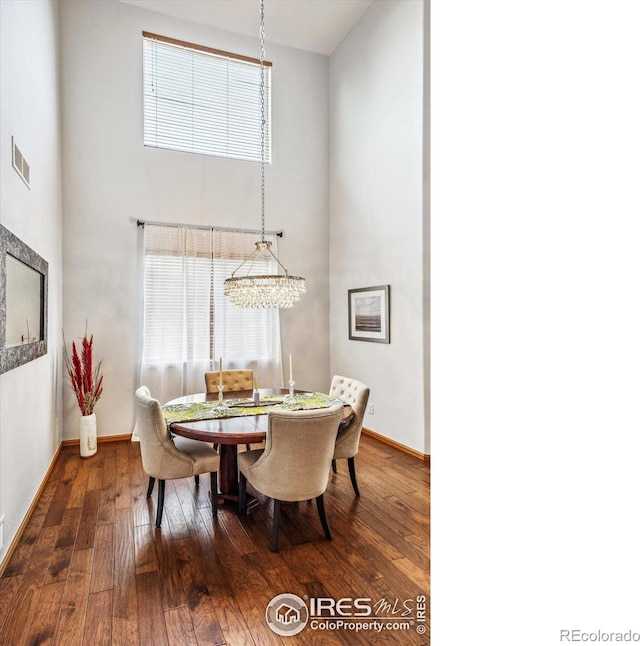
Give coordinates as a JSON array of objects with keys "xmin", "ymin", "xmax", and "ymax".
[{"xmin": 120, "ymin": 0, "xmax": 374, "ymax": 56}]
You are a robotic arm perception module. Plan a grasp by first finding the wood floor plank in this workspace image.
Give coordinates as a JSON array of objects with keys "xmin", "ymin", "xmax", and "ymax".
[
  {"xmin": 43, "ymin": 482, "xmax": 72, "ymax": 527},
  {"xmin": 83, "ymin": 588, "xmax": 113, "ymax": 646},
  {"xmin": 0, "ymin": 573, "xmax": 42, "ymax": 645},
  {"xmin": 132, "ymin": 478, "xmax": 154, "ymax": 527},
  {"xmin": 216, "ymin": 507, "xmax": 256, "ymax": 556},
  {"xmin": 189, "ymin": 508, "xmax": 234, "ymax": 599},
  {"xmin": 173, "ymin": 537, "xmax": 226, "ymax": 645},
  {"xmin": 209, "ymin": 595, "xmax": 256, "ymax": 646},
  {"xmin": 279, "ymin": 543, "xmax": 333, "ymax": 585},
  {"xmin": 2, "ymin": 511, "xmax": 48, "ymax": 577},
  {"xmin": 66, "ymin": 460, "xmax": 90, "ymax": 509},
  {"xmin": 112, "ymin": 506, "xmax": 139, "ymax": 645},
  {"xmin": 98, "ymin": 454, "xmax": 117, "ymax": 525},
  {"xmin": 76, "ymin": 488, "xmax": 101, "ymax": 550},
  {"xmin": 90, "ymin": 523, "xmax": 115, "ymax": 594},
  {"xmin": 116, "ymin": 441, "xmax": 130, "ymax": 474},
  {"xmin": 87, "ymin": 461, "xmax": 104, "ymax": 491},
  {"xmin": 114, "ymin": 471, "xmax": 132, "ymax": 510},
  {"xmin": 0, "ymin": 574, "xmax": 23, "ymax": 633},
  {"xmin": 357, "ymin": 543, "xmax": 425, "ymax": 601},
  {"xmin": 164, "ymin": 605, "xmax": 198, "ymax": 646},
  {"xmin": 56, "ymin": 450, "xmax": 81, "ymax": 485},
  {"xmin": 153, "ymin": 529, "xmax": 189, "ymax": 611},
  {"xmin": 23, "ymin": 579, "xmax": 66, "ymax": 646},
  {"xmin": 136, "ymin": 570, "xmax": 169, "ymax": 646},
  {"xmin": 392, "ymin": 556, "xmax": 430, "ymax": 591},
  {"xmin": 134, "ymin": 523, "xmax": 159, "ymax": 575},
  {"xmin": 163, "ymin": 481, "xmax": 193, "ymax": 540},
  {"xmin": 232, "ymin": 587, "xmax": 285, "ymax": 646},
  {"xmin": 54, "ymin": 547, "xmax": 93, "ymax": 646},
  {"xmin": 32, "ymin": 482, "xmax": 56, "ymax": 518},
  {"xmin": 1, "ymin": 523, "xmax": 61, "ymax": 643},
  {"xmin": 46, "ymin": 506, "xmax": 82, "ymax": 584}
]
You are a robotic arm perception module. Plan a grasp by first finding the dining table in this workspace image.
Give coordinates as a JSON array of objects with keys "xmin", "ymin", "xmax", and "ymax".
[{"xmin": 163, "ymin": 389, "xmax": 353, "ymax": 511}]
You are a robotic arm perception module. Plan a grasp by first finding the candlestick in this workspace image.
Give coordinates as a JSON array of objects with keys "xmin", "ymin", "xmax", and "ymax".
[
  {"xmin": 215, "ymin": 383, "xmax": 228, "ymax": 412},
  {"xmin": 284, "ymin": 380, "xmax": 296, "ymax": 406}
]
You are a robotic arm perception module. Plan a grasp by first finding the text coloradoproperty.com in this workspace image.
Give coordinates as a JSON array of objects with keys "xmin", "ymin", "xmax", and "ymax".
[{"xmin": 560, "ymin": 630, "xmax": 640, "ymax": 642}]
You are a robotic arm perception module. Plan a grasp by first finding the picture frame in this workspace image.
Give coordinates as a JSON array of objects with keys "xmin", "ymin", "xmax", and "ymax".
[
  {"xmin": 348, "ymin": 285, "xmax": 390, "ymax": 344},
  {"xmin": 0, "ymin": 224, "xmax": 48, "ymax": 374}
]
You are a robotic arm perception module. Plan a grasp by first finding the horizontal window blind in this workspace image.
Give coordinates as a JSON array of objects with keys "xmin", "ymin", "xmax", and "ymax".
[
  {"xmin": 142, "ymin": 224, "xmax": 280, "ymax": 366},
  {"xmin": 143, "ymin": 33, "xmax": 271, "ymax": 163}
]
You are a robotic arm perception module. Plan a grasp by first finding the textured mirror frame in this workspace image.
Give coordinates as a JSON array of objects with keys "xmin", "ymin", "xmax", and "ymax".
[{"xmin": 0, "ymin": 224, "xmax": 48, "ymax": 374}]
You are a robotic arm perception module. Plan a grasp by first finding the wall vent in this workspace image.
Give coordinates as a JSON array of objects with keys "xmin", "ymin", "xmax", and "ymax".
[{"xmin": 12, "ymin": 137, "xmax": 31, "ymax": 188}]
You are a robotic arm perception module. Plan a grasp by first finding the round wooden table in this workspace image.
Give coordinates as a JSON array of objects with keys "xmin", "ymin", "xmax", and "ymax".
[{"xmin": 166, "ymin": 389, "xmax": 352, "ymax": 509}]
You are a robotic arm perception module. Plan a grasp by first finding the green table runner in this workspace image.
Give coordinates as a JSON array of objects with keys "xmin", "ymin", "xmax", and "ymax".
[{"xmin": 162, "ymin": 392, "xmax": 343, "ymax": 426}]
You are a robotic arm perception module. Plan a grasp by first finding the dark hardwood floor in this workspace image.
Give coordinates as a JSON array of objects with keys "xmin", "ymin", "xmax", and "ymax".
[{"xmin": 0, "ymin": 434, "xmax": 429, "ymax": 645}]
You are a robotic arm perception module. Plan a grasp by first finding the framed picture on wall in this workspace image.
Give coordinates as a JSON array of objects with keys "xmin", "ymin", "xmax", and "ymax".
[{"xmin": 348, "ymin": 285, "xmax": 390, "ymax": 343}]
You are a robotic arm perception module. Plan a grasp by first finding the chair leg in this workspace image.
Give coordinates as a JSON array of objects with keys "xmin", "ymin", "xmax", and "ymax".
[
  {"xmin": 155, "ymin": 479, "xmax": 166, "ymax": 527},
  {"xmin": 245, "ymin": 444, "xmax": 251, "ymax": 451},
  {"xmin": 347, "ymin": 457, "xmax": 360, "ymax": 497},
  {"xmin": 316, "ymin": 494, "xmax": 332, "ymax": 541},
  {"xmin": 146, "ymin": 476, "xmax": 155, "ymax": 497},
  {"xmin": 331, "ymin": 459, "xmax": 337, "ymax": 473},
  {"xmin": 271, "ymin": 499, "xmax": 281, "ymax": 552},
  {"xmin": 210, "ymin": 472, "xmax": 218, "ymax": 516},
  {"xmin": 194, "ymin": 474, "xmax": 200, "ymax": 487},
  {"xmin": 239, "ymin": 472, "xmax": 247, "ymax": 514}
]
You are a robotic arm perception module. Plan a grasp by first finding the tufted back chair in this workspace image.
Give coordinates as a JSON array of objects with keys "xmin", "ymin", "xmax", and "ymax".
[
  {"xmin": 205, "ymin": 369, "xmax": 254, "ymax": 393},
  {"xmin": 134, "ymin": 386, "xmax": 220, "ymax": 526},
  {"xmin": 329, "ymin": 375, "xmax": 370, "ymax": 496},
  {"xmin": 237, "ymin": 405, "xmax": 343, "ymax": 551}
]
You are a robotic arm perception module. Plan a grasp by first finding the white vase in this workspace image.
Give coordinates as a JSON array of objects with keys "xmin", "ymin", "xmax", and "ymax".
[{"xmin": 80, "ymin": 413, "xmax": 97, "ymax": 458}]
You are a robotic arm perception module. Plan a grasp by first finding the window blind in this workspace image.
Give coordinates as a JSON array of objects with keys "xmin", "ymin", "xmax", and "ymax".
[
  {"xmin": 142, "ymin": 224, "xmax": 281, "ymax": 370},
  {"xmin": 143, "ymin": 32, "xmax": 272, "ymax": 163}
]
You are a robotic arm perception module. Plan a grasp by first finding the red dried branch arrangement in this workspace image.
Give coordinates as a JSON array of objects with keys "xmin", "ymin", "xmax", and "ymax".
[{"xmin": 63, "ymin": 329, "xmax": 104, "ymax": 416}]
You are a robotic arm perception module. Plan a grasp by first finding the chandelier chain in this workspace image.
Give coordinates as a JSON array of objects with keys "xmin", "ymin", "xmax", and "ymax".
[
  {"xmin": 260, "ymin": 0, "xmax": 266, "ymax": 242},
  {"xmin": 223, "ymin": 0, "xmax": 306, "ymax": 308}
]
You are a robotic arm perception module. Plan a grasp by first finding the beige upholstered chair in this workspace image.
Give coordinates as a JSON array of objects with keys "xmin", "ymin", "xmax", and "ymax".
[
  {"xmin": 238, "ymin": 405, "xmax": 343, "ymax": 552},
  {"xmin": 134, "ymin": 386, "xmax": 220, "ymax": 527},
  {"xmin": 205, "ymin": 370, "xmax": 254, "ymax": 393},
  {"xmin": 205, "ymin": 369, "xmax": 256, "ymax": 451},
  {"xmin": 329, "ymin": 375, "xmax": 370, "ymax": 496}
]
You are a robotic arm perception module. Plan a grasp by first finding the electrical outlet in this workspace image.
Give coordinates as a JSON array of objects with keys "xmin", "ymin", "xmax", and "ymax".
[{"xmin": 367, "ymin": 403, "xmax": 374, "ymax": 415}]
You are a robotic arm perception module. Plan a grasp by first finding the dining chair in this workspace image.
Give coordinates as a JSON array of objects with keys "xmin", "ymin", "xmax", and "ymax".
[
  {"xmin": 134, "ymin": 386, "xmax": 220, "ymax": 527},
  {"xmin": 205, "ymin": 369, "xmax": 256, "ymax": 451},
  {"xmin": 237, "ymin": 404, "xmax": 343, "ymax": 552},
  {"xmin": 329, "ymin": 375, "xmax": 370, "ymax": 496},
  {"xmin": 205, "ymin": 369, "xmax": 254, "ymax": 393}
]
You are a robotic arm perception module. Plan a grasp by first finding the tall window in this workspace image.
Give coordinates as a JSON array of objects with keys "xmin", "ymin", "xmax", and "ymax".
[
  {"xmin": 140, "ymin": 224, "xmax": 283, "ymax": 402},
  {"xmin": 143, "ymin": 32, "xmax": 272, "ymax": 163}
]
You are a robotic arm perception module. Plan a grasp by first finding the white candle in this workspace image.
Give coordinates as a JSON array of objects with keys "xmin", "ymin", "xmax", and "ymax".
[
  {"xmin": 289, "ymin": 354, "xmax": 293, "ymax": 382},
  {"xmin": 219, "ymin": 357, "xmax": 222, "ymax": 386}
]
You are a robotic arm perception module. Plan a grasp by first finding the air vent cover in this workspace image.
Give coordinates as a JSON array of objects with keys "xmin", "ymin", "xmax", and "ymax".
[{"xmin": 12, "ymin": 136, "xmax": 30, "ymax": 188}]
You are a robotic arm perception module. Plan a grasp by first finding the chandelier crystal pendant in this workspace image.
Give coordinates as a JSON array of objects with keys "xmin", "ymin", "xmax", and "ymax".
[{"xmin": 224, "ymin": 0, "xmax": 306, "ymax": 309}]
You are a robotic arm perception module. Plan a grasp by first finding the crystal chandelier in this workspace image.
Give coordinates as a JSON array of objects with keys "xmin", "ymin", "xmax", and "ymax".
[{"xmin": 224, "ymin": 0, "xmax": 305, "ymax": 309}]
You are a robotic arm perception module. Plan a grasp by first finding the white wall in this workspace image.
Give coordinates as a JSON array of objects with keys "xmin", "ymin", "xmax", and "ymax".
[
  {"xmin": 329, "ymin": 0, "xmax": 427, "ymax": 454},
  {"xmin": 59, "ymin": 0, "xmax": 329, "ymax": 439},
  {"xmin": 0, "ymin": 0, "xmax": 63, "ymax": 561}
]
